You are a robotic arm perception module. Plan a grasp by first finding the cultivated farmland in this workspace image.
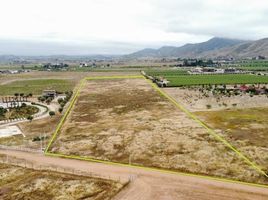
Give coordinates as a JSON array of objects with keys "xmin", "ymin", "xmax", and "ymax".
[
  {"xmin": 166, "ymin": 75, "xmax": 268, "ymax": 86},
  {"xmin": 50, "ymin": 78, "xmax": 267, "ymax": 184},
  {"xmin": 0, "ymin": 79, "xmax": 74, "ymax": 96}
]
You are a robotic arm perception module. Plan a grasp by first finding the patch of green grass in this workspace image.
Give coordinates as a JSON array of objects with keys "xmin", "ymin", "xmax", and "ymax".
[
  {"xmin": 0, "ymin": 79, "xmax": 74, "ymax": 95},
  {"xmin": 166, "ymin": 74, "xmax": 268, "ymax": 86}
]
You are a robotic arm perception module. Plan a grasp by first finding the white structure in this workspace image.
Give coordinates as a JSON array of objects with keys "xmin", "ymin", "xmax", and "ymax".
[
  {"xmin": 0, "ymin": 125, "xmax": 23, "ymax": 138},
  {"xmin": 191, "ymin": 67, "xmax": 203, "ymax": 73}
]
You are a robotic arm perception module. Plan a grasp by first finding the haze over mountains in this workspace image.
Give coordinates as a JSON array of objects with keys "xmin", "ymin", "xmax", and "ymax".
[
  {"xmin": 1, "ymin": 37, "xmax": 268, "ymax": 59},
  {"xmin": 127, "ymin": 37, "xmax": 268, "ymax": 59}
]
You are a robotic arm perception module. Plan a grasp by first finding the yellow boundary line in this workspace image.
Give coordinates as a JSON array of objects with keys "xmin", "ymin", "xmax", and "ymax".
[{"xmin": 45, "ymin": 75, "xmax": 268, "ymax": 188}]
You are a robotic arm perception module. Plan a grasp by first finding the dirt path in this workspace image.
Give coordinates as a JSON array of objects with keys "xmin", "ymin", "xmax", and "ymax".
[{"xmin": 0, "ymin": 150, "xmax": 268, "ymax": 200}]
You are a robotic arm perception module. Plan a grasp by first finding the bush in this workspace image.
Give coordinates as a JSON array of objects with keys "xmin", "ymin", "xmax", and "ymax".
[
  {"xmin": 206, "ymin": 104, "xmax": 212, "ymax": 109},
  {"xmin": 49, "ymin": 111, "xmax": 56, "ymax": 117},
  {"xmin": 27, "ymin": 115, "xmax": 33, "ymax": 122},
  {"xmin": 58, "ymin": 107, "xmax": 63, "ymax": 113},
  {"xmin": 21, "ymin": 103, "xmax": 27, "ymax": 107},
  {"xmin": 58, "ymin": 98, "xmax": 64, "ymax": 104}
]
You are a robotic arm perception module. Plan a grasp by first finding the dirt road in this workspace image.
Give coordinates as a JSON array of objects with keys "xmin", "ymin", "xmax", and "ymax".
[{"xmin": 0, "ymin": 150, "xmax": 268, "ymax": 200}]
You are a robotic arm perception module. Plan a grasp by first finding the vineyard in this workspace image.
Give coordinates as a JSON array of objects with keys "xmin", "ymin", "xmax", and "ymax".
[
  {"xmin": 145, "ymin": 69, "xmax": 268, "ymax": 86},
  {"xmin": 237, "ymin": 60, "xmax": 268, "ymax": 71},
  {"xmin": 167, "ymin": 74, "xmax": 268, "ymax": 86}
]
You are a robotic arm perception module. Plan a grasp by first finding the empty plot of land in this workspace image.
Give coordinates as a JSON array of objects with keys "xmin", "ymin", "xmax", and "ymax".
[
  {"xmin": 0, "ymin": 162, "xmax": 123, "ymax": 200},
  {"xmin": 50, "ymin": 78, "xmax": 267, "ymax": 184},
  {"xmin": 195, "ymin": 107, "xmax": 268, "ymax": 173}
]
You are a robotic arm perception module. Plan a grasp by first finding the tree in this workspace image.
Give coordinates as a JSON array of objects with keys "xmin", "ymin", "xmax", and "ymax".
[
  {"xmin": 49, "ymin": 111, "xmax": 55, "ymax": 117},
  {"xmin": 38, "ymin": 96, "xmax": 46, "ymax": 103},
  {"xmin": 57, "ymin": 98, "xmax": 64, "ymax": 104},
  {"xmin": 46, "ymin": 99, "xmax": 51, "ymax": 105},
  {"xmin": 20, "ymin": 93, "xmax": 24, "ymax": 97},
  {"xmin": 0, "ymin": 107, "xmax": 7, "ymax": 116},
  {"xmin": 58, "ymin": 107, "xmax": 63, "ymax": 113},
  {"xmin": 21, "ymin": 103, "xmax": 27, "ymax": 107},
  {"xmin": 27, "ymin": 115, "xmax": 33, "ymax": 122},
  {"xmin": 14, "ymin": 93, "xmax": 19, "ymax": 97}
]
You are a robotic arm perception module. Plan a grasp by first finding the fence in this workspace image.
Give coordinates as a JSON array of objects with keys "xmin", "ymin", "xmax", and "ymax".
[
  {"xmin": 0, "ymin": 154, "xmax": 135, "ymax": 184},
  {"xmin": 0, "ymin": 145, "xmax": 43, "ymax": 154}
]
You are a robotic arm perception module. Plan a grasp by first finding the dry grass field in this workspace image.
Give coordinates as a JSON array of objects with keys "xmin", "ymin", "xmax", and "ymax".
[
  {"xmin": 163, "ymin": 86, "xmax": 268, "ymax": 173},
  {"xmin": 195, "ymin": 107, "xmax": 268, "ymax": 173},
  {"xmin": 0, "ymin": 162, "xmax": 123, "ymax": 200},
  {"xmin": 50, "ymin": 78, "xmax": 267, "ymax": 184}
]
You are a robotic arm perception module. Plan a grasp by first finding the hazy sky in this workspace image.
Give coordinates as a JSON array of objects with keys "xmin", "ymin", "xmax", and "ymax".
[{"xmin": 1, "ymin": 0, "xmax": 268, "ymax": 54}]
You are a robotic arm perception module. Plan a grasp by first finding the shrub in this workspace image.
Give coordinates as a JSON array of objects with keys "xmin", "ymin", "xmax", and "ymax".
[
  {"xmin": 27, "ymin": 115, "xmax": 33, "ymax": 122},
  {"xmin": 49, "ymin": 111, "xmax": 56, "ymax": 117},
  {"xmin": 58, "ymin": 107, "xmax": 63, "ymax": 113}
]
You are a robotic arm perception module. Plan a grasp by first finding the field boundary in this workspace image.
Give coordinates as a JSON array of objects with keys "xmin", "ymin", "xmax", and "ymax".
[{"xmin": 45, "ymin": 75, "xmax": 268, "ymax": 188}]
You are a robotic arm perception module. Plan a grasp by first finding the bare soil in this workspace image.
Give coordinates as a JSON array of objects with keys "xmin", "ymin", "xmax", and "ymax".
[{"xmin": 51, "ymin": 78, "xmax": 267, "ymax": 184}]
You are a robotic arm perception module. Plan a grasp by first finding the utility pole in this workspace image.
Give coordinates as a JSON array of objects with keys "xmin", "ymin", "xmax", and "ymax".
[
  {"xmin": 129, "ymin": 154, "xmax": 132, "ymax": 165},
  {"xmin": 40, "ymin": 133, "xmax": 42, "ymax": 152}
]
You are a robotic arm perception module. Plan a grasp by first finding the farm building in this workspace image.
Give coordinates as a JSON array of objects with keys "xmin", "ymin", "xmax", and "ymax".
[{"xmin": 42, "ymin": 90, "xmax": 57, "ymax": 98}]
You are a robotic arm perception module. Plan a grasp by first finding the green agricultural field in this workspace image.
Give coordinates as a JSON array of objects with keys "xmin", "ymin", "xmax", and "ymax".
[
  {"xmin": 166, "ymin": 74, "xmax": 268, "ymax": 86},
  {"xmin": 145, "ymin": 69, "xmax": 188, "ymax": 76},
  {"xmin": 237, "ymin": 60, "xmax": 268, "ymax": 71},
  {"xmin": 0, "ymin": 79, "xmax": 74, "ymax": 95}
]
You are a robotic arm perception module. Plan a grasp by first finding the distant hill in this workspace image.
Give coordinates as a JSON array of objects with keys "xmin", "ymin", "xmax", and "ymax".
[
  {"xmin": 127, "ymin": 37, "xmax": 248, "ymax": 58},
  {"xmin": 203, "ymin": 38, "xmax": 268, "ymax": 59}
]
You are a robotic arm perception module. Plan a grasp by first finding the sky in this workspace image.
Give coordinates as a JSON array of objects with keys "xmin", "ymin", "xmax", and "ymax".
[{"xmin": 0, "ymin": 0, "xmax": 268, "ymax": 55}]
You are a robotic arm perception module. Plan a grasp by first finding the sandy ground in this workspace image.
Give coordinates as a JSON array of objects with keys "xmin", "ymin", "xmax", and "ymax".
[
  {"xmin": 51, "ymin": 78, "xmax": 267, "ymax": 184},
  {"xmin": 163, "ymin": 87, "xmax": 268, "ymax": 112},
  {"xmin": 1, "ymin": 150, "xmax": 268, "ymax": 200}
]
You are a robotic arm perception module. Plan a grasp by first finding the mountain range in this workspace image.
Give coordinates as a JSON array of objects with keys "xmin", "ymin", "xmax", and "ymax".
[
  {"xmin": 127, "ymin": 37, "xmax": 268, "ymax": 59},
  {"xmin": 1, "ymin": 37, "xmax": 268, "ymax": 60}
]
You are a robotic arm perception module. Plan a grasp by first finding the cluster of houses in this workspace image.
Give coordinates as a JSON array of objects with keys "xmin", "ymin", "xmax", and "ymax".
[
  {"xmin": 43, "ymin": 63, "xmax": 69, "ymax": 70},
  {"xmin": 0, "ymin": 69, "xmax": 30, "ymax": 74},
  {"xmin": 238, "ymin": 85, "xmax": 268, "ymax": 95},
  {"xmin": 189, "ymin": 67, "xmax": 242, "ymax": 74}
]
